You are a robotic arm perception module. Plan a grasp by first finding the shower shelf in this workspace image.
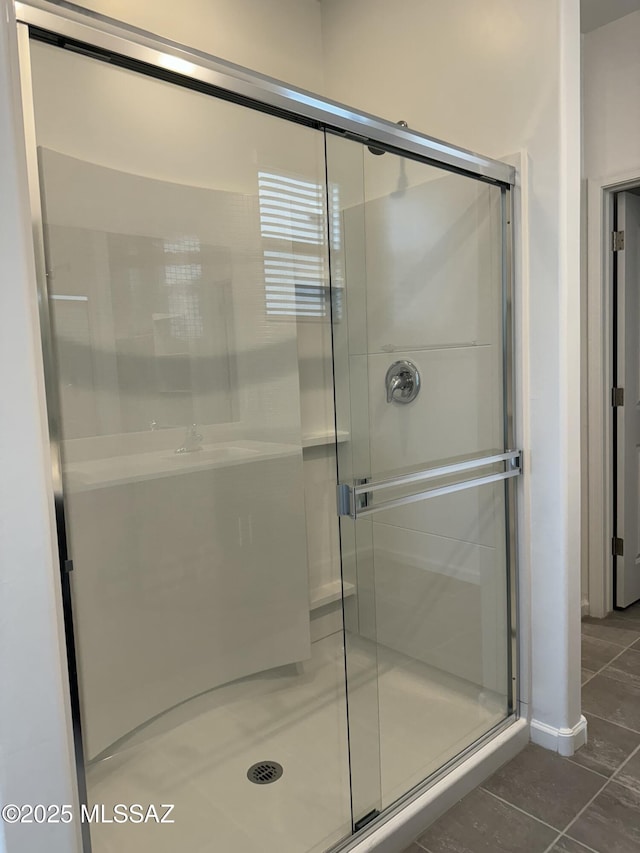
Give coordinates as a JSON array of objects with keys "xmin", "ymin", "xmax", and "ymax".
[
  {"xmin": 301, "ymin": 429, "xmax": 349, "ymax": 449},
  {"xmin": 309, "ymin": 579, "xmax": 355, "ymax": 611}
]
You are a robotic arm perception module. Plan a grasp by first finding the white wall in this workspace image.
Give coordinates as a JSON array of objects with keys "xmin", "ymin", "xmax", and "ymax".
[
  {"xmin": 77, "ymin": 0, "xmax": 325, "ymax": 93},
  {"xmin": 321, "ymin": 0, "xmax": 556, "ymax": 159},
  {"xmin": 583, "ymin": 10, "xmax": 640, "ymax": 181}
]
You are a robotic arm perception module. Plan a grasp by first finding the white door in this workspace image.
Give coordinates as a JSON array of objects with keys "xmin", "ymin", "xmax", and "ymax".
[{"xmin": 615, "ymin": 192, "xmax": 640, "ymax": 607}]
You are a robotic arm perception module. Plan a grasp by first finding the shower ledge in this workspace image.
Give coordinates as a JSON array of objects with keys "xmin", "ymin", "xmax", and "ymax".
[
  {"xmin": 302, "ymin": 429, "xmax": 349, "ymax": 449},
  {"xmin": 62, "ymin": 439, "xmax": 300, "ymax": 492},
  {"xmin": 310, "ymin": 579, "xmax": 356, "ymax": 610}
]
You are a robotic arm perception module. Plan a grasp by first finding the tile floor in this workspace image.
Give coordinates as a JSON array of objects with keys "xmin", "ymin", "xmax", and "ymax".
[{"xmin": 402, "ymin": 603, "xmax": 640, "ymax": 853}]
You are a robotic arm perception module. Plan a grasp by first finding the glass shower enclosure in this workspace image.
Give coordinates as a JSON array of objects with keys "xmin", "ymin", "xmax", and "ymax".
[{"xmin": 17, "ymin": 4, "xmax": 520, "ymax": 852}]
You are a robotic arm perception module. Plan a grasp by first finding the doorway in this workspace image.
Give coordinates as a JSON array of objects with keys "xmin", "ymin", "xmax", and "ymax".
[
  {"xmin": 612, "ymin": 191, "xmax": 640, "ymax": 608},
  {"xmin": 586, "ymin": 177, "xmax": 640, "ymax": 617}
]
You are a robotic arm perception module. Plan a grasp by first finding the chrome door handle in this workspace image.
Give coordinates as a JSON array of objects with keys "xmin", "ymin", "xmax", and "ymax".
[
  {"xmin": 337, "ymin": 451, "xmax": 522, "ymax": 518},
  {"xmin": 385, "ymin": 360, "xmax": 420, "ymax": 403}
]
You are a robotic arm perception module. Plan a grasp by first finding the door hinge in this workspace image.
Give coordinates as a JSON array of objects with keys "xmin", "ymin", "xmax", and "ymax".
[
  {"xmin": 612, "ymin": 537, "xmax": 624, "ymax": 557},
  {"xmin": 612, "ymin": 387, "xmax": 624, "ymax": 407},
  {"xmin": 63, "ymin": 558, "xmax": 74, "ymax": 573},
  {"xmin": 612, "ymin": 230, "xmax": 625, "ymax": 251}
]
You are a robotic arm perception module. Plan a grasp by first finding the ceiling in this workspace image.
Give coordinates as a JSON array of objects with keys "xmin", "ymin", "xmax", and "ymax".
[{"xmin": 581, "ymin": 0, "xmax": 640, "ymax": 32}]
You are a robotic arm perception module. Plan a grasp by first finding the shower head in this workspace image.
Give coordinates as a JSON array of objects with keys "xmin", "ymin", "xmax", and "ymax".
[{"xmin": 367, "ymin": 120, "xmax": 408, "ymax": 155}]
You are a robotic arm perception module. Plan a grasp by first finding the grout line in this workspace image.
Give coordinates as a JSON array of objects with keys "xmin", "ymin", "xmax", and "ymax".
[
  {"xmin": 581, "ymin": 641, "xmax": 638, "ymax": 687},
  {"xmin": 412, "ymin": 786, "xmax": 564, "ymax": 853},
  {"xmin": 557, "ymin": 835, "xmax": 602, "ymax": 853},
  {"xmin": 582, "ymin": 624, "xmax": 640, "ymax": 650},
  {"xmin": 541, "ymin": 830, "xmax": 603, "ymax": 853},
  {"xmin": 606, "ymin": 647, "xmax": 640, "ymax": 670},
  {"xmin": 480, "ymin": 788, "xmax": 564, "ymax": 834},
  {"xmin": 482, "ymin": 715, "xmax": 638, "ymax": 853},
  {"xmin": 606, "ymin": 614, "xmax": 640, "ymax": 629},
  {"xmin": 415, "ymin": 737, "xmax": 635, "ymax": 853},
  {"xmin": 538, "ymin": 774, "xmax": 610, "ymax": 853},
  {"xmin": 560, "ymin": 741, "xmax": 640, "ymax": 846},
  {"xmin": 541, "ymin": 831, "xmax": 563, "ymax": 853},
  {"xmin": 406, "ymin": 834, "xmax": 433, "ymax": 852},
  {"xmin": 564, "ymin": 757, "xmax": 609, "ymax": 779},
  {"xmin": 579, "ymin": 709, "xmax": 640, "ymax": 736},
  {"xmin": 411, "ymin": 636, "xmax": 640, "ymax": 853}
]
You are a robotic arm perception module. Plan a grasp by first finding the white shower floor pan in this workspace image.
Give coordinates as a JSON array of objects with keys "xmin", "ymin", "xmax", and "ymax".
[{"xmin": 85, "ymin": 633, "xmax": 505, "ymax": 853}]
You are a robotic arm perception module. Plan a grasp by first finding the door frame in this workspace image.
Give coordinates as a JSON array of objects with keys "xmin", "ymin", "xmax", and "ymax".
[
  {"xmin": 14, "ymin": 1, "xmax": 521, "ymax": 850},
  {"xmin": 587, "ymin": 170, "xmax": 640, "ymax": 617}
]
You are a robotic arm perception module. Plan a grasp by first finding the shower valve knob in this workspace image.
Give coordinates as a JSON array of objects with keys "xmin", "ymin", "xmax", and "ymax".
[{"xmin": 385, "ymin": 360, "xmax": 420, "ymax": 404}]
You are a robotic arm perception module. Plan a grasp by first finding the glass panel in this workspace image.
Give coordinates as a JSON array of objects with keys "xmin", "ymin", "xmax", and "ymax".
[
  {"xmin": 354, "ymin": 483, "xmax": 509, "ymax": 808},
  {"xmin": 327, "ymin": 133, "xmax": 510, "ymax": 815},
  {"xmin": 31, "ymin": 40, "xmax": 350, "ymax": 853},
  {"xmin": 330, "ymin": 134, "xmax": 505, "ymax": 484}
]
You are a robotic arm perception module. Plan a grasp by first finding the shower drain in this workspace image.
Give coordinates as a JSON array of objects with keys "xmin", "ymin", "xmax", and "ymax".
[{"xmin": 247, "ymin": 761, "xmax": 284, "ymax": 785}]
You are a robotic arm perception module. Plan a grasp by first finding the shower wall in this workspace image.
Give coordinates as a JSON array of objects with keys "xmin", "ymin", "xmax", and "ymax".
[
  {"xmin": 30, "ymin": 41, "xmax": 341, "ymax": 606},
  {"xmin": 338, "ymin": 162, "xmax": 506, "ymax": 691},
  {"xmin": 31, "ymin": 8, "xmax": 510, "ymax": 712},
  {"xmin": 44, "ymin": 6, "xmax": 511, "ymax": 688},
  {"xmin": 40, "ymin": 148, "xmax": 313, "ymax": 759}
]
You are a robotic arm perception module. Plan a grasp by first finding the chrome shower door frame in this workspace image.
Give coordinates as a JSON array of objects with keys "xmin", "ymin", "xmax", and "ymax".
[
  {"xmin": 14, "ymin": 0, "xmax": 515, "ymax": 185},
  {"xmin": 14, "ymin": 1, "xmax": 520, "ymax": 850}
]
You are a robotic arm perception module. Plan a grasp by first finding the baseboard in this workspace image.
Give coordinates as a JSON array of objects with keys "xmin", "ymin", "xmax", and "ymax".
[
  {"xmin": 342, "ymin": 718, "xmax": 529, "ymax": 853},
  {"xmin": 530, "ymin": 715, "xmax": 588, "ymax": 757}
]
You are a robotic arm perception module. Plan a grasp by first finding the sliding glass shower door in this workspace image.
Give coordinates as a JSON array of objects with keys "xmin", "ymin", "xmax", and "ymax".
[
  {"xmin": 24, "ymin": 20, "xmax": 517, "ymax": 853},
  {"xmin": 327, "ymin": 134, "xmax": 516, "ymax": 824},
  {"xmin": 28, "ymin": 37, "xmax": 351, "ymax": 853}
]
